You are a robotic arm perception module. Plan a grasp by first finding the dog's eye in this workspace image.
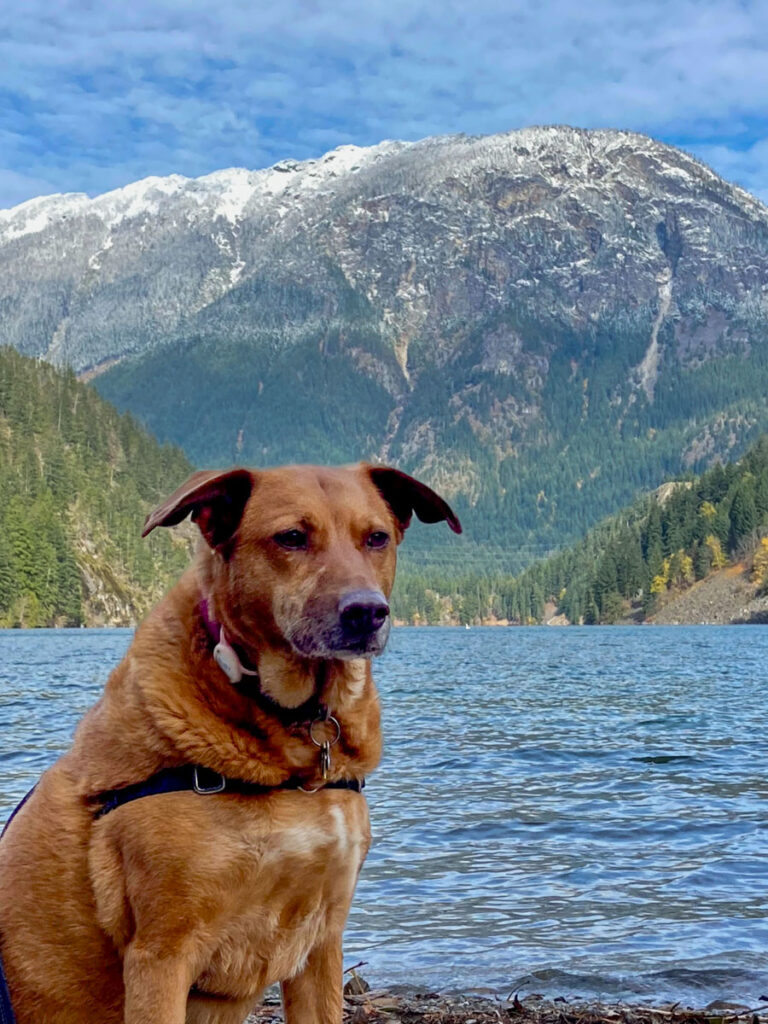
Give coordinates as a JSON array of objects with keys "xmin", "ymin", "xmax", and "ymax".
[
  {"xmin": 366, "ymin": 531, "xmax": 390, "ymax": 550},
  {"xmin": 274, "ymin": 529, "xmax": 308, "ymax": 550}
]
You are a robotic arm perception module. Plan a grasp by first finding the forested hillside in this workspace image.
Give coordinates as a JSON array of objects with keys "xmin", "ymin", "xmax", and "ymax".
[
  {"xmin": 390, "ymin": 436, "xmax": 768, "ymax": 625},
  {"xmin": 0, "ymin": 347, "xmax": 193, "ymax": 626},
  {"xmin": 3, "ymin": 339, "xmax": 766, "ymax": 628}
]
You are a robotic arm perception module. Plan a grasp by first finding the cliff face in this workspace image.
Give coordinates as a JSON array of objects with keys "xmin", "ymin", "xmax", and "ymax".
[{"xmin": 3, "ymin": 127, "xmax": 768, "ymax": 567}]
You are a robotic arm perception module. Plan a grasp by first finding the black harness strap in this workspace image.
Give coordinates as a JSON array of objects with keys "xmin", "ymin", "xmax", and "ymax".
[{"xmin": 93, "ymin": 765, "xmax": 364, "ymax": 819}]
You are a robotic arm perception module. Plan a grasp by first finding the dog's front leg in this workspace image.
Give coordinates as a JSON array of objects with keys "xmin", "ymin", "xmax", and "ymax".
[
  {"xmin": 281, "ymin": 935, "xmax": 344, "ymax": 1024},
  {"xmin": 123, "ymin": 941, "xmax": 195, "ymax": 1024}
]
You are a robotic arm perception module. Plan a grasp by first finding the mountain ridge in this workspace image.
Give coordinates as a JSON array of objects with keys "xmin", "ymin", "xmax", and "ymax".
[
  {"xmin": 3, "ymin": 125, "xmax": 768, "ymax": 569},
  {"xmin": 4, "ymin": 127, "xmax": 766, "ymax": 245},
  {"xmin": 3, "ymin": 126, "xmax": 767, "ymax": 375}
]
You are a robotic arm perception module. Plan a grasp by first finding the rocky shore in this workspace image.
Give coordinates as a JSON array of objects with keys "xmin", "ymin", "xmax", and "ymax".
[
  {"xmin": 648, "ymin": 565, "xmax": 768, "ymax": 626},
  {"xmin": 246, "ymin": 989, "xmax": 768, "ymax": 1024}
]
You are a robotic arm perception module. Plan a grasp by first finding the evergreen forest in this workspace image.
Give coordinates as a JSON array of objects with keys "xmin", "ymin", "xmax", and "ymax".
[
  {"xmin": 390, "ymin": 435, "xmax": 768, "ymax": 625},
  {"xmin": 3, "ymin": 344, "xmax": 768, "ymax": 630},
  {"xmin": 0, "ymin": 347, "xmax": 193, "ymax": 626},
  {"xmin": 96, "ymin": 299, "xmax": 768, "ymax": 583}
]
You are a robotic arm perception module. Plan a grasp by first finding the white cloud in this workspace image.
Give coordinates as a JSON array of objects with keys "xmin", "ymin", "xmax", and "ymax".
[{"xmin": 0, "ymin": 0, "xmax": 766, "ymax": 207}]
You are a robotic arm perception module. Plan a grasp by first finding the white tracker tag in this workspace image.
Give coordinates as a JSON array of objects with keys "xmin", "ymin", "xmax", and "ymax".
[
  {"xmin": 212, "ymin": 639, "xmax": 244, "ymax": 684},
  {"xmin": 211, "ymin": 626, "xmax": 259, "ymax": 685}
]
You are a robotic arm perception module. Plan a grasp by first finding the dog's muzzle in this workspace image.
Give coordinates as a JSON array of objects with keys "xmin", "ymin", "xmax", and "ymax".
[{"xmin": 286, "ymin": 587, "xmax": 391, "ymax": 659}]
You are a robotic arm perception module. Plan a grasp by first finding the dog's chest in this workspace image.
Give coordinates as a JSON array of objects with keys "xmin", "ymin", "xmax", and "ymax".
[{"xmin": 193, "ymin": 793, "xmax": 371, "ymax": 997}]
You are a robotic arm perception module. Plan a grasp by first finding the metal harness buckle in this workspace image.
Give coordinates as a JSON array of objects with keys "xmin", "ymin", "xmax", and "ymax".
[{"xmin": 193, "ymin": 767, "xmax": 226, "ymax": 794}]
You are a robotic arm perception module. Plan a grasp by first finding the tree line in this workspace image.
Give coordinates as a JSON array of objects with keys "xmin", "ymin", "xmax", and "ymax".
[{"xmin": 4, "ymin": 343, "xmax": 768, "ymax": 630}]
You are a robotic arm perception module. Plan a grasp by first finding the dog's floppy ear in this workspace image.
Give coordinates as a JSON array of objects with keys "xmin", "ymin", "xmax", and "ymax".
[
  {"xmin": 142, "ymin": 468, "xmax": 255, "ymax": 550},
  {"xmin": 367, "ymin": 465, "xmax": 462, "ymax": 535}
]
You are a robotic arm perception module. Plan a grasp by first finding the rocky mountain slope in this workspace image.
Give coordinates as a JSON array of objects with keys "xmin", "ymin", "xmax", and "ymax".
[
  {"xmin": 648, "ymin": 563, "xmax": 768, "ymax": 625},
  {"xmin": 2, "ymin": 126, "xmax": 768, "ymax": 569}
]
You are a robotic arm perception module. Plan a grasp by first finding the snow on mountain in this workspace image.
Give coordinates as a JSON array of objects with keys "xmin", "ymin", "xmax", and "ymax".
[
  {"xmin": 0, "ymin": 124, "xmax": 767, "ymax": 393},
  {"xmin": 90, "ymin": 174, "xmax": 190, "ymax": 229},
  {"xmin": 0, "ymin": 191, "xmax": 90, "ymax": 243},
  {"xmin": 0, "ymin": 138, "xmax": 410, "ymax": 246}
]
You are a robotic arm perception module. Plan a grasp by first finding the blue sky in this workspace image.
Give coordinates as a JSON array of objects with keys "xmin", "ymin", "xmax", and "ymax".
[{"xmin": 1, "ymin": 0, "xmax": 767, "ymax": 208}]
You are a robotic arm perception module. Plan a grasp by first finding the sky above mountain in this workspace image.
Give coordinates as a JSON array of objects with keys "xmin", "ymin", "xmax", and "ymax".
[{"xmin": 1, "ymin": 0, "xmax": 767, "ymax": 209}]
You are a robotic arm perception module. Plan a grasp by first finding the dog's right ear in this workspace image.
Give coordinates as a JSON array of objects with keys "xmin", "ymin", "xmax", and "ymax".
[{"xmin": 142, "ymin": 468, "xmax": 254, "ymax": 551}]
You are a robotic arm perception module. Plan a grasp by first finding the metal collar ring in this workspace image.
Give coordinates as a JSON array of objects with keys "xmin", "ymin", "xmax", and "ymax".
[{"xmin": 309, "ymin": 715, "xmax": 341, "ymax": 748}]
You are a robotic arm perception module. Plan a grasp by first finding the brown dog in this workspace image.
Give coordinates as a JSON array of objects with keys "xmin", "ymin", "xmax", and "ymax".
[{"xmin": 0, "ymin": 463, "xmax": 460, "ymax": 1024}]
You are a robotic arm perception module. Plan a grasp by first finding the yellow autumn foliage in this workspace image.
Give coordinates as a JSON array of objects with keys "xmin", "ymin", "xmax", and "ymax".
[
  {"xmin": 705, "ymin": 534, "xmax": 727, "ymax": 570},
  {"xmin": 676, "ymin": 551, "xmax": 694, "ymax": 585},
  {"xmin": 649, "ymin": 574, "xmax": 667, "ymax": 595},
  {"xmin": 751, "ymin": 537, "xmax": 768, "ymax": 588},
  {"xmin": 650, "ymin": 556, "xmax": 671, "ymax": 594},
  {"xmin": 651, "ymin": 550, "xmax": 695, "ymax": 594}
]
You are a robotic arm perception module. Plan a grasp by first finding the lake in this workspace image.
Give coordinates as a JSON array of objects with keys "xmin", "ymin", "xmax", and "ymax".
[{"xmin": 1, "ymin": 625, "xmax": 767, "ymax": 1005}]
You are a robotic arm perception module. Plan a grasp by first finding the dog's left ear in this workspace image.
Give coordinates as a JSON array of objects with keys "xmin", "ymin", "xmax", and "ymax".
[
  {"xmin": 142, "ymin": 468, "xmax": 255, "ymax": 550},
  {"xmin": 367, "ymin": 465, "xmax": 462, "ymax": 535}
]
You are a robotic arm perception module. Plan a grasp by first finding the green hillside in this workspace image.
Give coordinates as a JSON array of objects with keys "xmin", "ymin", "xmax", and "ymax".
[
  {"xmin": 390, "ymin": 435, "xmax": 768, "ymax": 625},
  {"xmin": 97, "ymin": 313, "xmax": 768, "ymax": 579},
  {"xmin": 0, "ymin": 347, "xmax": 194, "ymax": 626},
  {"xmin": 4, "ymin": 339, "xmax": 768, "ymax": 630}
]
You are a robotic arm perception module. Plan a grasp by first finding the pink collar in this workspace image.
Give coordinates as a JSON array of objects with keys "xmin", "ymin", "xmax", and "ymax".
[
  {"xmin": 197, "ymin": 598, "xmax": 328, "ymax": 726},
  {"xmin": 199, "ymin": 598, "xmax": 259, "ymax": 685}
]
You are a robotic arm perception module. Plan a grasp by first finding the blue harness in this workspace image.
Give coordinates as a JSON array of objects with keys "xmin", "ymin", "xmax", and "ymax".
[
  {"xmin": 0, "ymin": 952, "xmax": 13, "ymax": 1024},
  {"xmin": 0, "ymin": 768, "xmax": 363, "ymax": 1022},
  {"xmin": 0, "ymin": 786, "xmax": 35, "ymax": 1024}
]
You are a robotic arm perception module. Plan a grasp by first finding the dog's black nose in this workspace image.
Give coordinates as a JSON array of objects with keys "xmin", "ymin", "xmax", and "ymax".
[{"xmin": 338, "ymin": 590, "xmax": 390, "ymax": 639}]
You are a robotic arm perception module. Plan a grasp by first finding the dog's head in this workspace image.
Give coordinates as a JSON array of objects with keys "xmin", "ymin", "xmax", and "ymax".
[{"xmin": 144, "ymin": 463, "xmax": 461, "ymax": 660}]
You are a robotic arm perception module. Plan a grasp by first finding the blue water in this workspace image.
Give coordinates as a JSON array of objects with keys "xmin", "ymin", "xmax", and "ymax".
[{"xmin": 1, "ymin": 626, "xmax": 767, "ymax": 1005}]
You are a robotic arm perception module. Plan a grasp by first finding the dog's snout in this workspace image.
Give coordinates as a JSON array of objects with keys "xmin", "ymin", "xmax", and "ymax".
[{"xmin": 338, "ymin": 590, "xmax": 390, "ymax": 639}]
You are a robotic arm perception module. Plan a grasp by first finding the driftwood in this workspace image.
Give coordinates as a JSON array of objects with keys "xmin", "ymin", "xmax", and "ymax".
[{"xmin": 246, "ymin": 984, "xmax": 768, "ymax": 1024}]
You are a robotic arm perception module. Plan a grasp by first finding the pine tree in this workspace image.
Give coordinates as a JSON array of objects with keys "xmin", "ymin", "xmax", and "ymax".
[
  {"xmin": 0, "ymin": 531, "xmax": 16, "ymax": 617},
  {"xmin": 754, "ymin": 474, "xmax": 768, "ymax": 525},
  {"xmin": 730, "ymin": 480, "xmax": 757, "ymax": 550},
  {"xmin": 644, "ymin": 502, "xmax": 664, "ymax": 580},
  {"xmin": 600, "ymin": 591, "xmax": 624, "ymax": 624},
  {"xmin": 693, "ymin": 541, "xmax": 712, "ymax": 580},
  {"xmin": 594, "ymin": 551, "xmax": 618, "ymax": 612}
]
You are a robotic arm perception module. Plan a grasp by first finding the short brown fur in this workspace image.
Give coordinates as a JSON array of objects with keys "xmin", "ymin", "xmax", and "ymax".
[{"xmin": 0, "ymin": 462, "xmax": 459, "ymax": 1024}]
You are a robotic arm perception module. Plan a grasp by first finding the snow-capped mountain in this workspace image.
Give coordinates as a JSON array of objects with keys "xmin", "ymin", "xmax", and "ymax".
[
  {"xmin": 3, "ymin": 126, "xmax": 768, "ymax": 563},
  {"xmin": 4, "ymin": 127, "xmax": 767, "ymax": 376}
]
